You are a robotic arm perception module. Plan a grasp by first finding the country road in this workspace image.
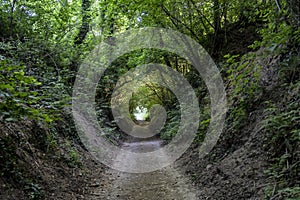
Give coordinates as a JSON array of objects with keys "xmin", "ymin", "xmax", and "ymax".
[{"xmin": 85, "ymin": 138, "xmax": 198, "ymax": 200}]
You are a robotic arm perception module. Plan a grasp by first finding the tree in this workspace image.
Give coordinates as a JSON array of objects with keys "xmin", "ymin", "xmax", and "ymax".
[{"xmin": 74, "ymin": 0, "xmax": 91, "ymax": 46}]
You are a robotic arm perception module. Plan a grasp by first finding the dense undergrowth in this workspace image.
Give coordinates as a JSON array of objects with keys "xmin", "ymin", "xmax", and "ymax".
[{"xmin": 223, "ymin": 15, "xmax": 300, "ymax": 198}]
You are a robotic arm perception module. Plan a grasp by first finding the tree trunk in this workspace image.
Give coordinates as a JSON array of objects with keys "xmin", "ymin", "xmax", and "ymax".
[
  {"xmin": 212, "ymin": 0, "xmax": 221, "ymax": 56},
  {"xmin": 10, "ymin": 0, "xmax": 17, "ymax": 38},
  {"xmin": 74, "ymin": 0, "xmax": 91, "ymax": 46}
]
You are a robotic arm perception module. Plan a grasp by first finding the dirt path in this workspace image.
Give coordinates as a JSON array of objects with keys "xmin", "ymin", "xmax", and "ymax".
[{"xmin": 85, "ymin": 139, "xmax": 198, "ymax": 200}]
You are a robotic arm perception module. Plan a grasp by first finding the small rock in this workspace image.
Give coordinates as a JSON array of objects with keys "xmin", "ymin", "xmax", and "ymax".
[{"xmin": 206, "ymin": 164, "xmax": 213, "ymax": 170}]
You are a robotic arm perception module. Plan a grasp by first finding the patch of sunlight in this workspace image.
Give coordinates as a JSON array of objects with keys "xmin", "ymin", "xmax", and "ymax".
[{"xmin": 133, "ymin": 106, "xmax": 148, "ymax": 120}]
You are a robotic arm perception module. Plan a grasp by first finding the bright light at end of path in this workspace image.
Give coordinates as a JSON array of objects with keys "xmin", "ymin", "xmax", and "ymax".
[{"xmin": 134, "ymin": 106, "xmax": 148, "ymax": 121}]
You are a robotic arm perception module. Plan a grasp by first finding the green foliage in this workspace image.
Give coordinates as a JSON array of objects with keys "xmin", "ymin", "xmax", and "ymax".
[
  {"xmin": 249, "ymin": 0, "xmax": 300, "ymax": 58},
  {"xmin": 278, "ymin": 53, "xmax": 300, "ymax": 84},
  {"xmin": 25, "ymin": 182, "xmax": 44, "ymax": 200},
  {"xmin": 130, "ymin": 85, "xmax": 162, "ymax": 117},
  {"xmin": 264, "ymin": 186, "xmax": 300, "ymax": 200},
  {"xmin": 160, "ymin": 107, "xmax": 180, "ymax": 141},
  {"xmin": 263, "ymin": 82, "xmax": 300, "ymax": 199},
  {"xmin": 224, "ymin": 53, "xmax": 262, "ymax": 131},
  {"xmin": 250, "ymin": 21, "xmax": 294, "ymax": 55},
  {"xmin": 226, "ymin": 53, "xmax": 262, "ymax": 103},
  {"xmin": 64, "ymin": 140, "xmax": 81, "ymax": 167},
  {"xmin": 250, "ymin": 4, "xmax": 300, "ymax": 198},
  {"xmin": 196, "ymin": 103, "xmax": 211, "ymax": 143},
  {"xmin": 0, "ymin": 60, "xmax": 54, "ymax": 122}
]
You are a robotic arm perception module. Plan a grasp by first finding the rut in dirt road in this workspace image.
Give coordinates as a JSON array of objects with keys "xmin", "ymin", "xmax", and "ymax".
[{"xmin": 88, "ymin": 139, "xmax": 198, "ymax": 200}]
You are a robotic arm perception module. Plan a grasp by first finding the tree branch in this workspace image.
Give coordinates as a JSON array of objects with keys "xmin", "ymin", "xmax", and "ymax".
[{"xmin": 161, "ymin": 4, "xmax": 201, "ymax": 42}]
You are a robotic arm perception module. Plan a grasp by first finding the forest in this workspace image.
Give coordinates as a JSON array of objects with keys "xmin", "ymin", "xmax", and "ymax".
[{"xmin": 0, "ymin": 0, "xmax": 299, "ymax": 199}]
